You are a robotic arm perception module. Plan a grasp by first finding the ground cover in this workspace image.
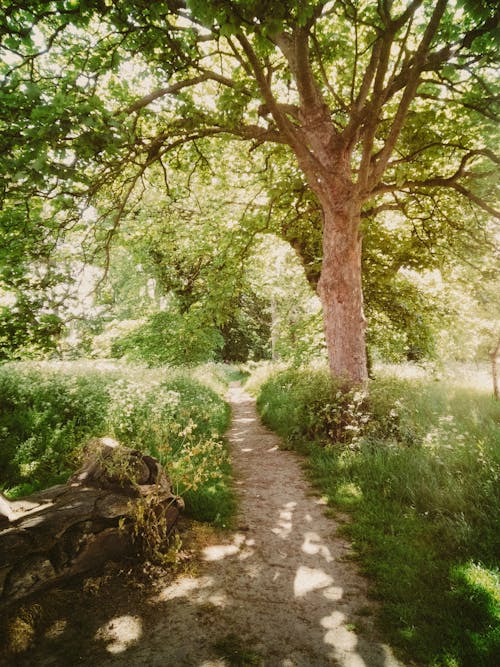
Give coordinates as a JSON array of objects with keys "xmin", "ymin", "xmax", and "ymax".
[{"xmin": 1, "ymin": 382, "xmax": 403, "ymax": 667}]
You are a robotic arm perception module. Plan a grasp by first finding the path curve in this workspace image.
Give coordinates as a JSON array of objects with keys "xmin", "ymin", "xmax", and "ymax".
[{"xmin": 99, "ymin": 382, "xmax": 404, "ymax": 667}]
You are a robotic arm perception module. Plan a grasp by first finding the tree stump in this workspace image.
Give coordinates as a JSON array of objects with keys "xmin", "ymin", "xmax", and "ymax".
[{"xmin": 0, "ymin": 438, "xmax": 183, "ymax": 606}]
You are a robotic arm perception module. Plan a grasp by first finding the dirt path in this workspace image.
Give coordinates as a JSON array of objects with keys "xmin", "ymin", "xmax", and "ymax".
[
  {"xmin": 99, "ymin": 383, "xmax": 404, "ymax": 666},
  {"xmin": 4, "ymin": 384, "xmax": 405, "ymax": 667}
]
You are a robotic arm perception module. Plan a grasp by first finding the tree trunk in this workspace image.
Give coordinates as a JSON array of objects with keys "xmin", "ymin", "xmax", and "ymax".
[
  {"xmin": 317, "ymin": 196, "xmax": 368, "ymax": 388},
  {"xmin": 288, "ymin": 104, "xmax": 368, "ymax": 387},
  {"xmin": 491, "ymin": 338, "xmax": 500, "ymax": 400},
  {"xmin": 270, "ymin": 294, "xmax": 278, "ymax": 361}
]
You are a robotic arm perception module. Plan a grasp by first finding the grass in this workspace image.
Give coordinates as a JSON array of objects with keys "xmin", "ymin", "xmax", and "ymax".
[
  {"xmin": 254, "ymin": 362, "xmax": 500, "ymax": 667},
  {"xmin": 213, "ymin": 633, "xmax": 263, "ymax": 666},
  {"xmin": 0, "ymin": 359, "xmax": 236, "ymax": 527}
]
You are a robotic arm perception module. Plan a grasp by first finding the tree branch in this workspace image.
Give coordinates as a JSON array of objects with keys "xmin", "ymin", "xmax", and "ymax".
[
  {"xmin": 121, "ymin": 75, "xmax": 213, "ymax": 114},
  {"xmin": 373, "ymin": 174, "xmax": 500, "ymax": 219},
  {"xmin": 368, "ymin": 0, "xmax": 449, "ymax": 187},
  {"xmin": 234, "ymin": 31, "xmax": 318, "ymax": 169},
  {"xmin": 121, "ymin": 68, "xmax": 250, "ymax": 115},
  {"xmin": 361, "ymin": 202, "xmax": 403, "ymax": 218}
]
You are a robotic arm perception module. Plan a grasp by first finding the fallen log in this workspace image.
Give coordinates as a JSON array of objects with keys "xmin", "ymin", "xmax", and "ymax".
[{"xmin": 0, "ymin": 437, "xmax": 183, "ymax": 606}]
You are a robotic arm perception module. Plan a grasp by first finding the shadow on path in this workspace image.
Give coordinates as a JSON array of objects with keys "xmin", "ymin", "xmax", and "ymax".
[{"xmin": 2, "ymin": 383, "xmax": 404, "ymax": 667}]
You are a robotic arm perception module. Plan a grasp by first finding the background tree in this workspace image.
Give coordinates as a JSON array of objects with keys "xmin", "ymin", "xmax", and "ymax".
[{"xmin": 0, "ymin": 0, "xmax": 498, "ymax": 384}]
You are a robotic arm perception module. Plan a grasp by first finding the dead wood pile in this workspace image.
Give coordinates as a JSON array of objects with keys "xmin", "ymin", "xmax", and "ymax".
[{"xmin": 0, "ymin": 438, "xmax": 183, "ymax": 605}]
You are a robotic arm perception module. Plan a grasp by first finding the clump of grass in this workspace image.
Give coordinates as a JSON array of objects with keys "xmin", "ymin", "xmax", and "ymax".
[
  {"xmin": 0, "ymin": 361, "xmax": 235, "ymax": 527},
  {"xmin": 256, "ymin": 363, "xmax": 500, "ymax": 667},
  {"xmin": 214, "ymin": 633, "xmax": 263, "ymax": 666},
  {"xmin": 243, "ymin": 360, "xmax": 286, "ymax": 397}
]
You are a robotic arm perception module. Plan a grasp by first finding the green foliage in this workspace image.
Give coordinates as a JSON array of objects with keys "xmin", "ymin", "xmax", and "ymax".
[
  {"xmin": 0, "ymin": 361, "xmax": 235, "ymax": 526},
  {"xmin": 0, "ymin": 302, "xmax": 64, "ymax": 361},
  {"xmin": 257, "ymin": 366, "xmax": 369, "ymax": 447},
  {"xmin": 450, "ymin": 562, "xmax": 500, "ymax": 663},
  {"xmin": 0, "ymin": 364, "xmax": 109, "ymax": 492},
  {"xmin": 220, "ymin": 291, "xmax": 271, "ymax": 362},
  {"xmin": 0, "ymin": 0, "xmax": 498, "ymax": 388},
  {"xmin": 246, "ymin": 235, "xmax": 326, "ymax": 365},
  {"xmin": 255, "ymin": 364, "xmax": 500, "ymax": 666},
  {"xmin": 0, "ymin": 196, "xmax": 70, "ymax": 359},
  {"xmin": 111, "ymin": 309, "xmax": 224, "ymax": 366}
]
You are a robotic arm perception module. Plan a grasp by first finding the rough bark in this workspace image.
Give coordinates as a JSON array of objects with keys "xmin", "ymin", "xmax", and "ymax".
[
  {"xmin": 0, "ymin": 438, "xmax": 183, "ymax": 606},
  {"xmin": 317, "ymin": 194, "xmax": 368, "ymax": 387},
  {"xmin": 292, "ymin": 114, "xmax": 368, "ymax": 388},
  {"xmin": 273, "ymin": 26, "xmax": 370, "ymax": 387}
]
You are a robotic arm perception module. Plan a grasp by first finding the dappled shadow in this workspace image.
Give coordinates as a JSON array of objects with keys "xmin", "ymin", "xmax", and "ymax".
[{"xmin": 1, "ymin": 384, "xmax": 404, "ymax": 667}]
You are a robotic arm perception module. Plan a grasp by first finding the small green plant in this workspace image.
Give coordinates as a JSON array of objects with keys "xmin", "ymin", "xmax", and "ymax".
[{"xmin": 123, "ymin": 495, "xmax": 181, "ymax": 563}]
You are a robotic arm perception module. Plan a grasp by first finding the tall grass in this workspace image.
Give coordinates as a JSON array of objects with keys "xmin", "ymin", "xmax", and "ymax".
[
  {"xmin": 0, "ymin": 360, "xmax": 235, "ymax": 526},
  {"xmin": 255, "ymin": 364, "xmax": 500, "ymax": 667}
]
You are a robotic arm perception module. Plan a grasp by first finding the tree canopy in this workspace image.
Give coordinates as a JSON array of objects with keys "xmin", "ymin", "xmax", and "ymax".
[{"xmin": 0, "ymin": 0, "xmax": 498, "ymax": 383}]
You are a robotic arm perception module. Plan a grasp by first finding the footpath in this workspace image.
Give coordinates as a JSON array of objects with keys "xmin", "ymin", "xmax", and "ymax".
[{"xmin": 118, "ymin": 383, "xmax": 404, "ymax": 666}]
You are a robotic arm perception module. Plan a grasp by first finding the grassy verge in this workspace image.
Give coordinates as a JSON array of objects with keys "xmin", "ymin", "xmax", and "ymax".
[
  {"xmin": 0, "ymin": 360, "xmax": 235, "ymax": 527},
  {"xmin": 254, "ymin": 364, "xmax": 500, "ymax": 667}
]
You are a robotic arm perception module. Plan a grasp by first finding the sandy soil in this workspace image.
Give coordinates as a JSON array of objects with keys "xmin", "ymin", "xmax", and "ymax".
[{"xmin": 1, "ymin": 383, "xmax": 405, "ymax": 667}]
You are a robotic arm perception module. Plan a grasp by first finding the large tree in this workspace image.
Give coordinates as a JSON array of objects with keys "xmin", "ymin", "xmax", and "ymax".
[{"xmin": 1, "ymin": 0, "xmax": 498, "ymax": 385}]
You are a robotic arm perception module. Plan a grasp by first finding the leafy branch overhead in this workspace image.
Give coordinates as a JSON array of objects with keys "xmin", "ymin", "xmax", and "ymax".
[{"xmin": 0, "ymin": 0, "xmax": 498, "ymax": 384}]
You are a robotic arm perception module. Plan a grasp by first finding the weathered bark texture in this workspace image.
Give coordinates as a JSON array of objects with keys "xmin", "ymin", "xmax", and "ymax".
[
  {"xmin": 280, "ymin": 72, "xmax": 369, "ymax": 387},
  {"xmin": 0, "ymin": 438, "xmax": 183, "ymax": 606},
  {"xmin": 317, "ymin": 199, "xmax": 367, "ymax": 387}
]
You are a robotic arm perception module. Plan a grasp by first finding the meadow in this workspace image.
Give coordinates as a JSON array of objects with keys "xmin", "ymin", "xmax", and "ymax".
[{"xmin": 254, "ymin": 363, "xmax": 500, "ymax": 667}]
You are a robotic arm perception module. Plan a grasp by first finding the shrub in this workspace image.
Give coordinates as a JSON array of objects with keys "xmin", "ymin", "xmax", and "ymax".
[
  {"xmin": 256, "ymin": 366, "xmax": 369, "ymax": 447},
  {"xmin": 0, "ymin": 365, "xmax": 110, "ymax": 492},
  {"xmin": 0, "ymin": 361, "xmax": 235, "ymax": 527},
  {"xmin": 111, "ymin": 310, "xmax": 224, "ymax": 366}
]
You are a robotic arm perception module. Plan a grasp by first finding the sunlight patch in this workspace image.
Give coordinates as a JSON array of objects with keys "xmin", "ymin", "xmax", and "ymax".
[
  {"xmin": 203, "ymin": 534, "xmax": 246, "ymax": 561},
  {"xmin": 321, "ymin": 611, "xmax": 359, "ymax": 653},
  {"xmin": 208, "ymin": 591, "xmax": 230, "ymax": 608},
  {"xmin": 294, "ymin": 566, "xmax": 333, "ymax": 597},
  {"xmin": 323, "ymin": 586, "xmax": 344, "ymax": 601},
  {"xmin": 271, "ymin": 521, "xmax": 292, "ymax": 538},
  {"xmin": 96, "ymin": 615, "xmax": 142, "ymax": 654},
  {"xmin": 301, "ymin": 532, "xmax": 333, "ymax": 562},
  {"xmin": 156, "ymin": 575, "xmax": 213, "ymax": 601}
]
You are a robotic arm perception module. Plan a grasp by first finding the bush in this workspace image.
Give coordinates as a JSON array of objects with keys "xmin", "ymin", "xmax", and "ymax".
[
  {"xmin": 111, "ymin": 310, "xmax": 224, "ymax": 366},
  {"xmin": 0, "ymin": 365, "xmax": 110, "ymax": 493},
  {"xmin": 0, "ymin": 361, "xmax": 235, "ymax": 526},
  {"xmin": 256, "ymin": 366, "xmax": 369, "ymax": 447}
]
